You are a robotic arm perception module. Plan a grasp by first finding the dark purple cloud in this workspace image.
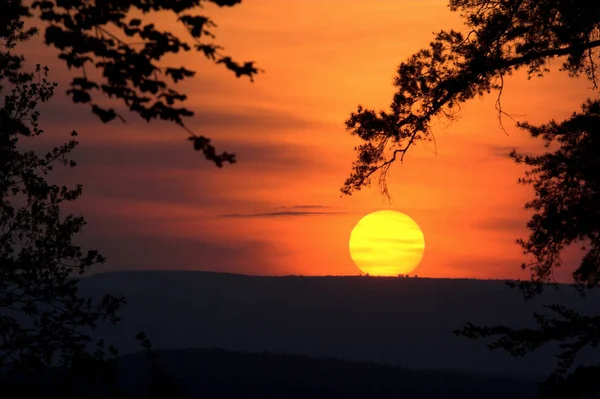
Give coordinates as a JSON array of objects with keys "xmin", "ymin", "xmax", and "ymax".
[
  {"xmin": 284, "ymin": 205, "xmax": 333, "ymax": 209},
  {"xmin": 220, "ymin": 204, "xmax": 346, "ymax": 218},
  {"xmin": 81, "ymin": 232, "xmax": 288, "ymax": 275},
  {"xmin": 221, "ymin": 210, "xmax": 346, "ymax": 218},
  {"xmin": 37, "ymin": 100, "xmax": 321, "ymax": 132},
  {"xmin": 487, "ymin": 144, "xmax": 517, "ymax": 158}
]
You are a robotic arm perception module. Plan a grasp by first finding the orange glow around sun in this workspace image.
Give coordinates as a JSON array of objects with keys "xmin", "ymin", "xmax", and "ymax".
[{"xmin": 349, "ymin": 210, "xmax": 425, "ymax": 276}]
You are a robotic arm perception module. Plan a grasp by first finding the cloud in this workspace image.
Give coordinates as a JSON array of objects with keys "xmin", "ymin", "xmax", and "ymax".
[
  {"xmin": 487, "ymin": 143, "xmax": 547, "ymax": 159},
  {"xmin": 37, "ymin": 99, "xmax": 322, "ymax": 133},
  {"xmin": 80, "ymin": 231, "xmax": 289, "ymax": 276},
  {"xmin": 476, "ymin": 217, "xmax": 528, "ymax": 233},
  {"xmin": 487, "ymin": 145, "xmax": 517, "ymax": 158},
  {"xmin": 221, "ymin": 210, "xmax": 346, "ymax": 218},
  {"xmin": 193, "ymin": 107, "xmax": 320, "ymax": 131},
  {"xmin": 285, "ymin": 205, "xmax": 332, "ymax": 209},
  {"xmin": 44, "ymin": 134, "xmax": 329, "ymax": 175},
  {"xmin": 16, "ymin": 130, "xmax": 332, "ymax": 211},
  {"xmin": 220, "ymin": 204, "xmax": 346, "ymax": 218},
  {"xmin": 218, "ymin": 204, "xmax": 347, "ymax": 218}
]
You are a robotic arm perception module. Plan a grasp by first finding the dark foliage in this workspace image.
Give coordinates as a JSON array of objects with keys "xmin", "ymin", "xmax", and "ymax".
[
  {"xmin": 0, "ymin": 15, "xmax": 128, "ymax": 397},
  {"xmin": 455, "ymin": 100, "xmax": 600, "ymax": 398},
  {"xmin": 1, "ymin": 17, "xmax": 187, "ymax": 398},
  {"xmin": 510, "ymin": 100, "xmax": 600, "ymax": 291},
  {"xmin": 3, "ymin": 0, "xmax": 260, "ymax": 166},
  {"xmin": 457, "ymin": 304, "xmax": 600, "ymax": 397},
  {"xmin": 135, "ymin": 331, "xmax": 185, "ymax": 399},
  {"xmin": 341, "ymin": 0, "xmax": 600, "ymax": 197}
]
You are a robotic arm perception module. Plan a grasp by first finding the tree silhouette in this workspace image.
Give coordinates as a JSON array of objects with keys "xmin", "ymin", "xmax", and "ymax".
[
  {"xmin": 4, "ymin": 0, "xmax": 261, "ymax": 167},
  {"xmin": 340, "ymin": 1, "xmax": 600, "ymax": 397},
  {"xmin": 135, "ymin": 331, "xmax": 185, "ymax": 399},
  {"xmin": 341, "ymin": 0, "xmax": 600, "ymax": 197},
  {"xmin": 511, "ymin": 100, "xmax": 600, "ymax": 292},
  {"xmin": 455, "ymin": 100, "xmax": 600, "ymax": 398},
  {"xmin": 0, "ymin": 17, "xmax": 126, "ymax": 396}
]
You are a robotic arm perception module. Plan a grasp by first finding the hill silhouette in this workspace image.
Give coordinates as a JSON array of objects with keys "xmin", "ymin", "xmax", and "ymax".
[
  {"xmin": 78, "ymin": 271, "xmax": 600, "ymax": 377},
  {"xmin": 115, "ymin": 347, "xmax": 539, "ymax": 398}
]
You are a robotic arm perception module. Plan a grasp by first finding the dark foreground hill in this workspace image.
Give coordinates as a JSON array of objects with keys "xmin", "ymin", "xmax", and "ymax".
[
  {"xmin": 116, "ymin": 347, "xmax": 540, "ymax": 399},
  {"xmin": 78, "ymin": 271, "xmax": 600, "ymax": 377},
  {"xmin": 0, "ymin": 348, "xmax": 539, "ymax": 398}
]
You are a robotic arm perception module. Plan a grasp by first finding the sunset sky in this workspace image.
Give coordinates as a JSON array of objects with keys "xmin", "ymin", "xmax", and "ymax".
[{"xmin": 23, "ymin": 0, "xmax": 595, "ymax": 280}]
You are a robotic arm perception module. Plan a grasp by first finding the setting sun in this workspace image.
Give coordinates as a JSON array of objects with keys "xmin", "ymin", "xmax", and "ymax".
[{"xmin": 349, "ymin": 210, "xmax": 425, "ymax": 276}]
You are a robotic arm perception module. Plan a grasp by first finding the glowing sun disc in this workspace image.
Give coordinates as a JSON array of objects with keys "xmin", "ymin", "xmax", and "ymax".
[{"xmin": 349, "ymin": 210, "xmax": 425, "ymax": 276}]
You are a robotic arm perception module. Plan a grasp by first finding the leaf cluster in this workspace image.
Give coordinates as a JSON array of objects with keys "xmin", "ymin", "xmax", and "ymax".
[
  {"xmin": 456, "ymin": 304, "xmax": 600, "ymax": 398},
  {"xmin": 5, "ymin": 0, "xmax": 261, "ymax": 167},
  {"xmin": 342, "ymin": 0, "xmax": 600, "ymax": 195},
  {"xmin": 511, "ymin": 100, "xmax": 600, "ymax": 290},
  {"xmin": 459, "ymin": 100, "xmax": 600, "ymax": 398},
  {"xmin": 1, "ymin": 31, "xmax": 124, "ymax": 385}
]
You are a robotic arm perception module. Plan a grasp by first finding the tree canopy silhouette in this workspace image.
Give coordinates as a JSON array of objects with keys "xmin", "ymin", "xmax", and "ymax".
[
  {"xmin": 510, "ymin": 100, "xmax": 600, "ymax": 291},
  {"xmin": 4, "ymin": 0, "xmax": 260, "ymax": 166},
  {"xmin": 1, "ymin": 15, "xmax": 188, "ymax": 399},
  {"xmin": 455, "ymin": 100, "xmax": 600, "ymax": 398},
  {"xmin": 0, "ymin": 14, "xmax": 128, "ymax": 397},
  {"xmin": 342, "ymin": 0, "xmax": 600, "ymax": 196}
]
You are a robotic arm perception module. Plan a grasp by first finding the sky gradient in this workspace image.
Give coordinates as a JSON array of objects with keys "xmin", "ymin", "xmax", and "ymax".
[{"xmin": 21, "ymin": 0, "xmax": 595, "ymax": 281}]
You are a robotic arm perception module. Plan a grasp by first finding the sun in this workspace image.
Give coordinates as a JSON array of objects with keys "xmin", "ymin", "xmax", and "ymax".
[{"xmin": 349, "ymin": 210, "xmax": 425, "ymax": 276}]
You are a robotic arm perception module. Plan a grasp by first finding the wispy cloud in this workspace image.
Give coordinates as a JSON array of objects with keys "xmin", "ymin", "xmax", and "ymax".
[
  {"xmin": 37, "ymin": 93, "xmax": 324, "ymax": 132},
  {"xmin": 477, "ymin": 217, "xmax": 527, "ymax": 232},
  {"xmin": 281, "ymin": 205, "xmax": 333, "ymax": 210},
  {"xmin": 221, "ymin": 205, "xmax": 345, "ymax": 218},
  {"xmin": 85, "ymin": 232, "xmax": 288, "ymax": 275},
  {"xmin": 221, "ymin": 211, "xmax": 346, "ymax": 218},
  {"xmin": 487, "ymin": 145, "xmax": 517, "ymax": 158},
  {"xmin": 487, "ymin": 143, "xmax": 546, "ymax": 159}
]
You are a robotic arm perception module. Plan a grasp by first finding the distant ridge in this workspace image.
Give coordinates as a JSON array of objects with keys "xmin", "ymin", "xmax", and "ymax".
[
  {"xmin": 85, "ymin": 269, "xmax": 572, "ymax": 285},
  {"xmin": 88, "ymin": 269, "xmax": 495, "ymax": 278},
  {"xmin": 78, "ymin": 269, "xmax": 600, "ymax": 378}
]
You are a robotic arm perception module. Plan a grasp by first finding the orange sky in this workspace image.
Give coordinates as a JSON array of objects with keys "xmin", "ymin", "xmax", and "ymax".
[{"xmin": 22, "ymin": 0, "xmax": 595, "ymax": 281}]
